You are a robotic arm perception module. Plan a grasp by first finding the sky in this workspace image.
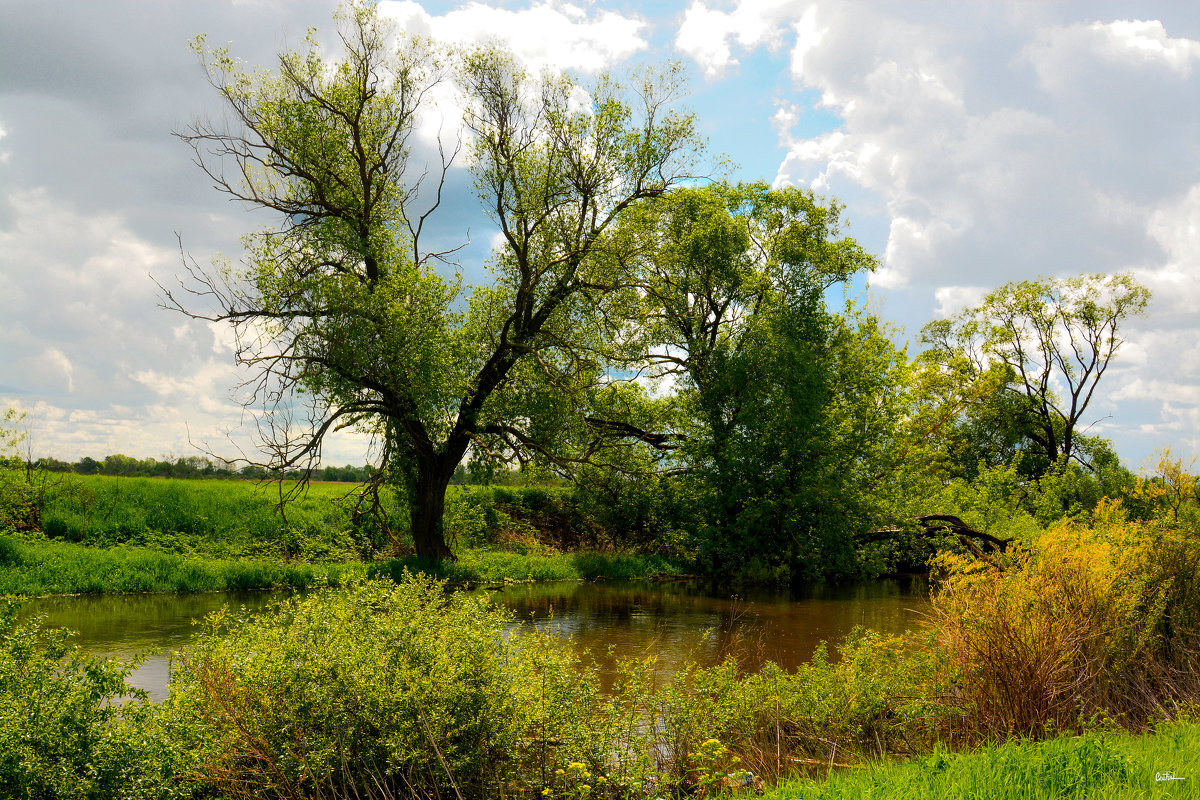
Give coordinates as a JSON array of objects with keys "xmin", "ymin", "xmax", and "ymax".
[{"xmin": 1, "ymin": 0, "xmax": 1198, "ymax": 472}]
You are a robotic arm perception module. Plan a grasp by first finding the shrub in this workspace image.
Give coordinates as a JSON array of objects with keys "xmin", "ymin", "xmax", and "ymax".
[
  {"xmin": 0, "ymin": 598, "xmax": 155, "ymax": 800},
  {"xmin": 931, "ymin": 500, "xmax": 1200, "ymax": 738},
  {"xmin": 164, "ymin": 577, "xmax": 529, "ymax": 800}
]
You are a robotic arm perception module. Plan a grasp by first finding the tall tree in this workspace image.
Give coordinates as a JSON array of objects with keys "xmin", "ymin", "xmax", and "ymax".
[
  {"xmin": 921, "ymin": 273, "xmax": 1150, "ymax": 474},
  {"xmin": 165, "ymin": 2, "xmax": 700, "ymax": 559},
  {"xmin": 608, "ymin": 184, "xmax": 900, "ymax": 577}
]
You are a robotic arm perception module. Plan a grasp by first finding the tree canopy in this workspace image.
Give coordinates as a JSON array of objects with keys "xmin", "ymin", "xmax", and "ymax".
[
  {"xmin": 166, "ymin": 2, "xmax": 701, "ymax": 558},
  {"xmin": 920, "ymin": 273, "xmax": 1150, "ymax": 477},
  {"xmin": 591, "ymin": 183, "xmax": 905, "ymax": 577}
]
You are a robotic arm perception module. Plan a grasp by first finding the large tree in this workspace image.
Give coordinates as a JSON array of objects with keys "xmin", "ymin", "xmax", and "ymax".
[
  {"xmin": 605, "ymin": 183, "xmax": 902, "ymax": 577},
  {"xmin": 920, "ymin": 273, "xmax": 1150, "ymax": 475},
  {"xmin": 165, "ymin": 3, "xmax": 699, "ymax": 559}
]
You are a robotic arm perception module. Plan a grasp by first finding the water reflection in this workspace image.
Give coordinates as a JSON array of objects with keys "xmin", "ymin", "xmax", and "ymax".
[
  {"xmin": 495, "ymin": 578, "xmax": 929, "ymax": 684},
  {"xmin": 18, "ymin": 578, "xmax": 929, "ymax": 701},
  {"xmin": 19, "ymin": 591, "xmax": 288, "ymax": 701}
]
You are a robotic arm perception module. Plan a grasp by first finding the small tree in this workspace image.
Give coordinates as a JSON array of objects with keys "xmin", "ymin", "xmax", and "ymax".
[
  {"xmin": 0, "ymin": 409, "xmax": 40, "ymax": 534},
  {"xmin": 166, "ymin": 2, "xmax": 700, "ymax": 559},
  {"xmin": 921, "ymin": 273, "xmax": 1150, "ymax": 474}
]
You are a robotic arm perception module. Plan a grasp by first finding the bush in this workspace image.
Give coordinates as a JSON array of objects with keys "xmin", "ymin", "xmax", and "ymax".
[
  {"xmin": 0, "ymin": 598, "xmax": 156, "ymax": 799},
  {"xmin": 164, "ymin": 577, "xmax": 529, "ymax": 800},
  {"xmin": 931, "ymin": 500, "xmax": 1200, "ymax": 738}
]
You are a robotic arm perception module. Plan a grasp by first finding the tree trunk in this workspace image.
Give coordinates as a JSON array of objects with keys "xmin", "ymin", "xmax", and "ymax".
[{"xmin": 410, "ymin": 466, "xmax": 454, "ymax": 561}]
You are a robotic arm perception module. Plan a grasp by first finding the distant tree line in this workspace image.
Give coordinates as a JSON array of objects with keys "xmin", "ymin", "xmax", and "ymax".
[
  {"xmin": 30, "ymin": 454, "xmax": 377, "ymax": 483},
  {"xmin": 22, "ymin": 453, "xmax": 565, "ymax": 486}
]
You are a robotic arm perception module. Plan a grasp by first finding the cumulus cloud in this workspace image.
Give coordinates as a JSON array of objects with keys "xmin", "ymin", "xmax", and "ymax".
[
  {"xmin": 669, "ymin": 0, "xmax": 1200, "ymax": 461},
  {"xmin": 0, "ymin": 187, "xmax": 245, "ymax": 459},
  {"xmin": 675, "ymin": 0, "xmax": 800, "ymax": 78},
  {"xmin": 931, "ymin": 285, "xmax": 988, "ymax": 319},
  {"xmin": 379, "ymin": 0, "xmax": 648, "ymax": 73},
  {"xmin": 765, "ymin": 5, "xmax": 1200, "ymax": 299},
  {"xmin": 3, "ymin": 0, "xmax": 1199, "ymax": 468}
]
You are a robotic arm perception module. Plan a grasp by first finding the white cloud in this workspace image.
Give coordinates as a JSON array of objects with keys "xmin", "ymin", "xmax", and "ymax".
[
  {"xmin": 44, "ymin": 347, "xmax": 75, "ymax": 394},
  {"xmin": 790, "ymin": 5, "xmax": 825, "ymax": 77},
  {"xmin": 676, "ymin": 3, "xmax": 737, "ymax": 78},
  {"xmin": 768, "ymin": 6, "xmax": 1200, "ymax": 297},
  {"xmin": 675, "ymin": 0, "xmax": 804, "ymax": 79},
  {"xmin": 1028, "ymin": 19, "xmax": 1200, "ymax": 90},
  {"xmin": 379, "ymin": 0, "xmax": 648, "ymax": 74},
  {"xmin": 378, "ymin": 1, "xmax": 649, "ymax": 159},
  {"xmin": 1113, "ymin": 378, "xmax": 1200, "ymax": 407},
  {"xmin": 931, "ymin": 285, "xmax": 987, "ymax": 319},
  {"xmin": 721, "ymin": 1, "xmax": 1200, "ymax": 464},
  {"xmin": 1141, "ymin": 185, "xmax": 1200, "ymax": 320},
  {"xmin": 0, "ymin": 187, "xmax": 251, "ymax": 457}
]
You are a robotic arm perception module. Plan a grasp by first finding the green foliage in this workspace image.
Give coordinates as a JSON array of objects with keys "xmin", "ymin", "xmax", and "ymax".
[
  {"xmin": 604, "ymin": 183, "xmax": 903, "ymax": 580},
  {"xmin": 178, "ymin": 2, "xmax": 703, "ymax": 560},
  {"xmin": 932, "ymin": 504, "xmax": 1200, "ymax": 737},
  {"xmin": 920, "ymin": 273, "xmax": 1150, "ymax": 477},
  {"xmin": 0, "ymin": 408, "xmax": 44, "ymax": 535},
  {"xmin": 1128, "ymin": 449, "xmax": 1200, "ymax": 525},
  {"xmin": 0, "ymin": 598, "xmax": 156, "ymax": 799},
  {"xmin": 165, "ymin": 577, "xmax": 528, "ymax": 799},
  {"xmin": 5, "ymin": 548, "xmax": 1199, "ymax": 798}
]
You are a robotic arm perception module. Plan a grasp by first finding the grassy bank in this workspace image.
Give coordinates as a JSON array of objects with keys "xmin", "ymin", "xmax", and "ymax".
[
  {"xmin": 30, "ymin": 474, "xmax": 612, "ymax": 561},
  {"xmin": 767, "ymin": 722, "xmax": 1200, "ymax": 799},
  {"xmin": 0, "ymin": 473, "xmax": 686, "ymax": 595},
  {"xmin": 370, "ymin": 549, "xmax": 685, "ymax": 584},
  {"xmin": 0, "ymin": 534, "xmax": 366, "ymax": 595},
  {"xmin": 34, "ymin": 474, "xmax": 399, "ymax": 560},
  {"xmin": 0, "ymin": 533, "xmax": 683, "ymax": 595}
]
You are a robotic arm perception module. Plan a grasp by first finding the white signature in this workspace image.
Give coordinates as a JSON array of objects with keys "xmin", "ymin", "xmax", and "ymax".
[{"xmin": 1155, "ymin": 772, "xmax": 1185, "ymax": 782}]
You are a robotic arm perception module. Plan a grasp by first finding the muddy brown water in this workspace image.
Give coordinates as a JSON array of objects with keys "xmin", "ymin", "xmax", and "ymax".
[{"xmin": 18, "ymin": 577, "xmax": 929, "ymax": 701}]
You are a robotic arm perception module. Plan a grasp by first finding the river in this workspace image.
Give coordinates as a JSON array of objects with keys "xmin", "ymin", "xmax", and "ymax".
[{"xmin": 18, "ymin": 576, "xmax": 929, "ymax": 701}]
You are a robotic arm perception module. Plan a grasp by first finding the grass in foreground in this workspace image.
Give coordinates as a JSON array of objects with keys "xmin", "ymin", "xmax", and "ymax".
[{"xmin": 767, "ymin": 722, "xmax": 1200, "ymax": 800}]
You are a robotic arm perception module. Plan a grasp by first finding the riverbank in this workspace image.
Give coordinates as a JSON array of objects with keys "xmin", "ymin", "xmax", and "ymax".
[
  {"xmin": 5, "ymin": 576, "xmax": 1198, "ymax": 800},
  {"xmin": 765, "ymin": 721, "xmax": 1200, "ymax": 799},
  {"xmin": 0, "ymin": 533, "xmax": 685, "ymax": 596},
  {"xmin": 0, "ymin": 473, "xmax": 695, "ymax": 595}
]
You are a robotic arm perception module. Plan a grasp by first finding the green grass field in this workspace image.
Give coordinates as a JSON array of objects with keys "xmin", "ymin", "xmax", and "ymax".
[
  {"xmin": 0, "ymin": 474, "xmax": 683, "ymax": 594},
  {"xmin": 767, "ymin": 722, "xmax": 1200, "ymax": 800},
  {"xmin": 34, "ymin": 474, "xmax": 390, "ymax": 560}
]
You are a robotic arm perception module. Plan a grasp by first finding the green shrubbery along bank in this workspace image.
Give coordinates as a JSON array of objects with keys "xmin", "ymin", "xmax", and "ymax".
[
  {"xmin": 5, "ymin": 545, "xmax": 1200, "ymax": 799},
  {"xmin": 0, "ymin": 474, "xmax": 687, "ymax": 594}
]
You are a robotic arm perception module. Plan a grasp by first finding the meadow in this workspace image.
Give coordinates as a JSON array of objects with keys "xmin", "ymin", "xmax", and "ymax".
[{"xmin": 0, "ymin": 473, "xmax": 683, "ymax": 595}]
